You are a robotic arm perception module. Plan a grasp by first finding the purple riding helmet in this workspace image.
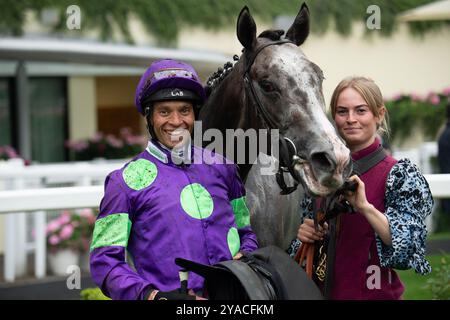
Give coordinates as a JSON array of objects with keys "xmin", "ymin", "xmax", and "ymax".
[{"xmin": 135, "ymin": 59, "xmax": 207, "ymax": 116}]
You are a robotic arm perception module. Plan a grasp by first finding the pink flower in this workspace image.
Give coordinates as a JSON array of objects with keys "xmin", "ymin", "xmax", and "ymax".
[
  {"xmin": 4, "ymin": 146, "xmax": 18, "ymax": 158},
  {"xmin": 106, "ymin": 134, "xmax": 124, "ymax": 148},
  {"xmin": 49, "ymin": 235, "xmax": 60, "ymax": 245},
  {"xmin": 391, "ymin": 93, "xmax": 403, "ymax": 101},
  {"xmin": 66, "ymin": 139, "xmax": 89, "ymax": 151},
  {"xmin": 410, "ymin": 93, "xmax": 422, "ymax": 102},
  {"xmin": 80, "ymin": 208, "xmax": 96, "ymax": 224},
  {"xmin": 90, "ymin": 132, "xmax": 104, "ymax": 143},
  {"xmin": 430, "ymin": 95, "xmax": 440, "ymax": 105},
  {"xmin": 60, "ymin": 224, "xmax": 74, "ymax": 240},
  {"xmin": 125, "ymin": 135, "xmax": 147, "ymax": 146},
  {"xmin": 46, "ymin": 220, "xmax": 61, "ymax": 235},
  {"xmin": 428, "ymin": 93, "xmax": 440, "ymax": 105},
  {"xmin": 72, "ymin": 141, "xmax": 88, "ymax": 151},
  {"xmin": 58, "ymin": 211, "xmax": 71, "ymax": 225},
  {"xmin": 443, "ymin": 87, "xmax": 450, "ymax": 96},
  {"xmin": 120, "ymin": 127, "xmax": 132, "ymax": 138}
]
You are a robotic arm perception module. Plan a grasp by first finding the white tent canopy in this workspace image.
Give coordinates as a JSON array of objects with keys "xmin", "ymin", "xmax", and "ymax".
[{"xmin": 397, "ymin": 0, "xmax": 450, "ymax": 21}]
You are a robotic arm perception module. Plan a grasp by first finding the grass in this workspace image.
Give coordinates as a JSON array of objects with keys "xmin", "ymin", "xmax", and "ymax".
[
  {"xmin": 397, "ymin": 254, "xmax": 448, "ymax": 300},
  {"xmin": 428, "ymin": 232, "xmax": 450, "ymax": 241},
  {"xmin": 397, "ymin": 229, "xmax": 450, "ymax": 300}
]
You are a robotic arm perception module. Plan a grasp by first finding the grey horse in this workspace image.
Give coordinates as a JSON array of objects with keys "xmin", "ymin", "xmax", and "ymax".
[{"xmin": 199, "ymin": 3, "xmax": 351, "ymax": 249}]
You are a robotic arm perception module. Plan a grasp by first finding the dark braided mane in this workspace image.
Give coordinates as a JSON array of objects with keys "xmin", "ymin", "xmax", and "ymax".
[
  {"xmin": 205, "ymin": 29, "xmax": 286, "ymax": 97},
  {"xmin": 205, "ymin": 58, "xmax": 238, "ymax": 97}
]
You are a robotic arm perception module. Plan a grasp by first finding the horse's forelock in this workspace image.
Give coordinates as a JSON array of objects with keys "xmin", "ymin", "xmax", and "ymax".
[{"xmin": 257, "ymin": 29, "xmax": 285, "ymax": 41}]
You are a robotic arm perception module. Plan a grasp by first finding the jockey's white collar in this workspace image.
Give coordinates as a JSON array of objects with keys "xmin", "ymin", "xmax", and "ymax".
[{"xmin": 146, "ymin": 139, "xmax": 191, "ymax": 165}]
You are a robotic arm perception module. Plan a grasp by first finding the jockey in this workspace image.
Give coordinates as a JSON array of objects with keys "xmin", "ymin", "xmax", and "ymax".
[{"xmin": 89, "ymin": 59, "xmax": 258, "ymax": 300}]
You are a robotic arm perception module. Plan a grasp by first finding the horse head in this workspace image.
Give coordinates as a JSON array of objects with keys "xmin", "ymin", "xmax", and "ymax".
[{"xmin": 235, "ymin": 3, "xmax": 351, "ymax": 196}]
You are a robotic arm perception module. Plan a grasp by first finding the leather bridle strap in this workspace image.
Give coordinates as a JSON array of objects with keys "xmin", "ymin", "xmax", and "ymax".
[
  {"xmin": 243, "ymin": 39, "xmax": 294, "ymax": 130},
  {"xmin": 242, "ymin": 39, "xmax": 301, "ymax": 195}
]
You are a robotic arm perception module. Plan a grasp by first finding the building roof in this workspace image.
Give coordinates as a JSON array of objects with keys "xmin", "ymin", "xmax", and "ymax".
[
  {"xmin": 0, "ymin": 38, "xmax": 229, "ymax": 74},
  {"xmin": 397, "ymin": 0, "xmax": 450, "ymax": 22}
]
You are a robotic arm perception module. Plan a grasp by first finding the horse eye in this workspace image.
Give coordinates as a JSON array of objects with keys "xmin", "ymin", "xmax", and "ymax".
[{"xmin": 259, "ymin": 80, "xmax": 276, "ymax": 93}]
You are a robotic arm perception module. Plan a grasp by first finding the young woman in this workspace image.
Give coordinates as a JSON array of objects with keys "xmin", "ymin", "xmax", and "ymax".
[{"xmin": 293, "ymin": 76, "xmax": 433, "ymax": 299}]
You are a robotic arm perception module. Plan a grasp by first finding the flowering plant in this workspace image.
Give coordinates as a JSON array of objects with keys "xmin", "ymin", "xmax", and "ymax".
[
  {"xmin": 66, "ymin": 127, "xmax": 147, "ymax": 161},
  {"xmin": 46, "ymin": 209, "xmax": 97, "ymax": 254},
  {"xmin": 0, "ymin": 145, "xmax": 20, "ymax": 161},
  {"xmin": 385, "ymin": 87, "xmax": 450, "ymax": 144}
]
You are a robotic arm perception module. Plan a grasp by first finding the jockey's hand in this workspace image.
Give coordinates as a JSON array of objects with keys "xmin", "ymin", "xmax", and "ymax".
[
  {"xmin": 233, "ymin": 252, "xmax": 243, "ymax": 260},
  {"xmin": 297, "ymin": 218, "xmax": 328, "ymax": 244},
  {"xmin": 149, "ymin": 288, "xmax": 205, "ymax": 300}
]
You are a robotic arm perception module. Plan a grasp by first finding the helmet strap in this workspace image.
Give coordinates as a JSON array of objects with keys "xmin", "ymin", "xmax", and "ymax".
[{"xmin": 144, "ymin": 106, "xmax": 155, "ymax": 139}]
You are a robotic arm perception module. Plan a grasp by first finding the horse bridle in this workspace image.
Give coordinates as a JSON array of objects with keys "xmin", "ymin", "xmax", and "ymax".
[{"xmin": 242, "ymin": 39, "xmax": 304, "ymax": 195}]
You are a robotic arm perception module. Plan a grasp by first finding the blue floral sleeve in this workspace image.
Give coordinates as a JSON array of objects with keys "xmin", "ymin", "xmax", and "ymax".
[
  {"xmin": 287, "ymin": 196, "xmax": 314, "ymax": 256},
  {"xmin": 376, "ymin": 158, "xmax": 433, "ymax": 274}
]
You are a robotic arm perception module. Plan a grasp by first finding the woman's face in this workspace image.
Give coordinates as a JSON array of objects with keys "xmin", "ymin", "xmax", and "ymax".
[{"xmin": 334, "ymin": 87, "xmax": 384, "ymax": 152}]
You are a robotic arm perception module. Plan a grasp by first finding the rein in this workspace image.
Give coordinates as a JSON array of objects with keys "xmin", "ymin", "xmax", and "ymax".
[
  {"xmin": 295, "ymin": 145, "xmax": 386, "ymax": 298},
  {"xmin": 242, "ymin": 39, "xmax": 301, "ymax": 195}
]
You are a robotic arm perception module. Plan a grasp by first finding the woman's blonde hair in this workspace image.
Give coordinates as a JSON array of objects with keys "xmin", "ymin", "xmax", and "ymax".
[{"xmin": 329, "ymin": 76, "xmax": 389, "ymax": 137}]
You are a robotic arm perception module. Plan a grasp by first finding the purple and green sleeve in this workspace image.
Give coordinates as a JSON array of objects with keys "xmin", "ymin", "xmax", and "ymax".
[
  {"xmin": 90, "ymin": 172, "xmax": 153, "ymax": 300},
  {"xmin": 227, "ymin": 164, "xmax": 259, "ymax": 253}
]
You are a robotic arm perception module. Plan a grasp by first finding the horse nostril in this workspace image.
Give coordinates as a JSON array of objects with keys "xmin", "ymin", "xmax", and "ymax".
[{"xmin": 310, "ymin": 152, "xmax": 336, "ymax": 173}]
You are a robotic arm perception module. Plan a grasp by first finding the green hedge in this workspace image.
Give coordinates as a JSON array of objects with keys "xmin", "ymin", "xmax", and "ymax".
[{"xmin": 385, "ymin": 88, "xmax": 450, "ymax": 144}]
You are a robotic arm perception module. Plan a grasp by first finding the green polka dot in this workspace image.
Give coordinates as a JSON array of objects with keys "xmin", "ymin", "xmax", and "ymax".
[
  {"xmin": 122, "ymin": 159, "xmax": 158, "ymax": 190},
  {"xmin": 180, "ymin": 183, "xmax": 214, "ymax": 219},
  {"xmin": 227, "ymin": 227, "xmax": 240, "ymax": 257}
]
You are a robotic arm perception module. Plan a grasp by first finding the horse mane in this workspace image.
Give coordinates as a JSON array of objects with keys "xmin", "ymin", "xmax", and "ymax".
[
  {"xmin": 205, "ymin": 29, "xmax": 286, "ymax": 97},
  {"xmin": 205, "ymin": 59, "xmax": 237, "ymax": 97}
]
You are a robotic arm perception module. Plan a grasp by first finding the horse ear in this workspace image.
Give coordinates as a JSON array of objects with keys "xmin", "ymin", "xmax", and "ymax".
[
  {"xmin": 285, "ymin": 2, "xmax": 310, "ymax": 46},
  {"xmin": 237, "ymin": 6, "xmax": 257, "ymax": 50}
]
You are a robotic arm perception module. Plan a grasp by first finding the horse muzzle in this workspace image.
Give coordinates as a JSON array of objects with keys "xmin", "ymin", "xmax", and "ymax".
[{"xmin": 292, "ymin": 147, "xmax": 351, "ymax": 197}]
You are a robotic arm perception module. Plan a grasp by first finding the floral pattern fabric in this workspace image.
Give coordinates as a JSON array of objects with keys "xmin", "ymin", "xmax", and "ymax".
[
  {"xmin": 287, "ymin": 159, "xmax": 433, "ymax": 275},
  {"xmin": 378, "ymin": 158, "xmax": 433, "ymax": 274}
]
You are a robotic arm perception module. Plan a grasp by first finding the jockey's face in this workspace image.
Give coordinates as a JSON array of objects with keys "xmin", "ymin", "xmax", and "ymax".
[{"xmin": 150, "ymin": 100, "xmax": 195, "ymax": 149}]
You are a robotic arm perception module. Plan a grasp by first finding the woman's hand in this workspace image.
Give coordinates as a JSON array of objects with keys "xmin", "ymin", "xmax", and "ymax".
[
  {"xmin": 297, "ymin": 218, "xmax": 328, "ymax": 243},
  {"xmin": 343, "ymin": 175, "xmax": 392, "ymax": 246},
  {"xmin": 343, "ymin": 175, "xmax": 371, "ymax": 213}
]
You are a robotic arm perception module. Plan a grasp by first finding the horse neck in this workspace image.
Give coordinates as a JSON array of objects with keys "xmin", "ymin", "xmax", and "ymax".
[
  {"xmin": 201, "ymin": 64, "xmax": 247, "ymax": 131},
  {"xmin": 200, "ymin": 62, "xmax": 267, "ymax": 181}
]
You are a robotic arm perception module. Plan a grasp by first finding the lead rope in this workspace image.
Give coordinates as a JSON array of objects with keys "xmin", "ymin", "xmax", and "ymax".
[{"xmin": 294, "ymin": 198, "xmax": 326, "ymax": 279}]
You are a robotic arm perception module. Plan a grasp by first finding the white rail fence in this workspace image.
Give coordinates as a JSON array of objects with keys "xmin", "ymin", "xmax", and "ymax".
[
  {"xmin": 0, "ymin": 158, "xmax": 127, "ymax": 282},
  {"xmin": 0, "ymin": 142, "xmax": 448, "ymax": 282}
]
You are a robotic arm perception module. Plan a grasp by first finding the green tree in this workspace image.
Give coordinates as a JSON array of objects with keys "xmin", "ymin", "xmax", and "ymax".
[{"xmin": 0, "ymin": 0, "xmax": 448, "ymax": 46}]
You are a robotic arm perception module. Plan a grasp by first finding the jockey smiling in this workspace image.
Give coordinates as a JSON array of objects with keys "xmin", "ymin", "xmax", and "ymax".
[{"xmin": 89, "ymin": 59, "xmax": 258, "ymax": 300}]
